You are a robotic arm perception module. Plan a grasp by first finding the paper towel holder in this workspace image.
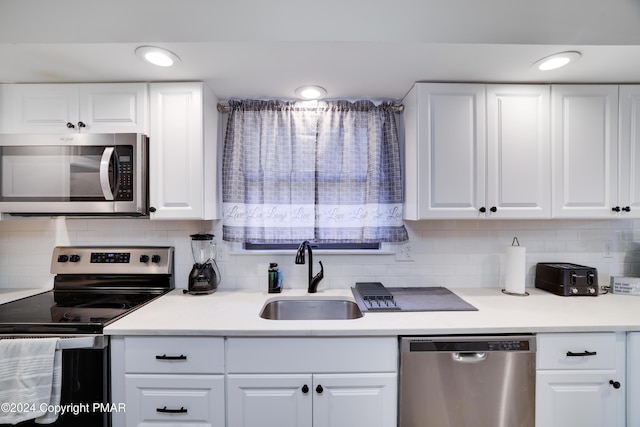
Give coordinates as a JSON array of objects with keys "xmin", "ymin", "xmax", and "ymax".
[{"xmin": 501, "ymin": 236, "xmax": 530, "ymax": 297}]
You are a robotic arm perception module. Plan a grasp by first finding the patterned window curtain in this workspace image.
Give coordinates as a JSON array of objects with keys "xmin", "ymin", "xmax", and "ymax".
[{"xmin": 222, "ymin": 99, "xmax": 408, "ymax": 243}]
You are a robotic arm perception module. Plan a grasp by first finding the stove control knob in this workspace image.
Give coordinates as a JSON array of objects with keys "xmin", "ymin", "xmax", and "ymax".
[
  {"xmin": 570, "ymin": 287, "xmax": 579, "ymax": 294},
  {"xmin": 140, "ymin": 255, "xmax": 150, "ymax": 263},
  {"xmin": 152, "ymin": 255, "xmax": 161, "ymax": 263},
  {"xmin": 588, "ymin": 287, "xmax": 596, "ymax": 294},
  {"xmin": 69, "ymin": 254, "xmax": 81, "ymax": 263},
  {"xmin": 57, "ymin": 255, "xmax": 69, "ymax": 263}
]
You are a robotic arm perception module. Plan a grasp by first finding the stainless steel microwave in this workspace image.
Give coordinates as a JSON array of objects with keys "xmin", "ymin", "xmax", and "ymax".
[{"xmin": 0, "ymin": 133, "xmax": 148, "ymax": 216}]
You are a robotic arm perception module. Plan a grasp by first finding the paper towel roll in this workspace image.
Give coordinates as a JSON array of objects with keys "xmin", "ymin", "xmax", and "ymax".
[{"xmin": 504, "ymin": 245, "xmax": 526, "ymax": 294}]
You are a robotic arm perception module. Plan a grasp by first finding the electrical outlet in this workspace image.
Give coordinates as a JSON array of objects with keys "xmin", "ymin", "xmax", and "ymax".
[
  {"xmin": 395, "ymin": 243, "xmax": 414, "ymax": 262},
  {"xmin": 603, "ymin": 240, "xmax": 613, "ymax": 258}
]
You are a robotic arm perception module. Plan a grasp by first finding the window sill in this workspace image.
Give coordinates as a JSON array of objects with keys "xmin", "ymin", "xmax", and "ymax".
[{"xmin": 229, "ymin": 249, "xmax": 395, "ymax": 256}]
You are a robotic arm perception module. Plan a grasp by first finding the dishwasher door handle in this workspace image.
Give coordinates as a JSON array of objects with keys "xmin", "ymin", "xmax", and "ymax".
[{"xmin": 452, "ymin": 352, "xmax": 487, "ymax": 363}]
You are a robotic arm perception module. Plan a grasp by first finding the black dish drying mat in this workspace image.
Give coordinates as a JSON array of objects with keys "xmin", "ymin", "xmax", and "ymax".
[{"xmin": 351, "ymin": 283, "xmax": 478, "ymax": 312}]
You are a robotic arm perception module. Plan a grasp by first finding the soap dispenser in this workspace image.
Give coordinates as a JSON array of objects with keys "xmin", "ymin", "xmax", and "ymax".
[{"xmin": 268, "ymin": 263, "xmax": 282, "ymax": 293}]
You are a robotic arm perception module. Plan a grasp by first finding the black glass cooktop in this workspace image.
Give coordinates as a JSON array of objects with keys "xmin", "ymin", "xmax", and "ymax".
[{"xmin": 0, "ymin": 290, "xmax": 162, "ymax": 334}]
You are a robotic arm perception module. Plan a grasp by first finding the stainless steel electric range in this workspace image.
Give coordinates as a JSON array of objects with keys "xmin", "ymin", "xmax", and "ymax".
[{"xmin": 0, "ymin": 246, "xmax": 175, "ymax": 427}]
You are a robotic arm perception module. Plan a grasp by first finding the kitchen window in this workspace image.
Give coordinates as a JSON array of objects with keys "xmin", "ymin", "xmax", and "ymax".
[{"xmin": 222, "ymin": 99, "xmax": 408, "ymax": 245}]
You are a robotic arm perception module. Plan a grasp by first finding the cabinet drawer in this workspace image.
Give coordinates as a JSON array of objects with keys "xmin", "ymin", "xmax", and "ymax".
[
  {"xmin": 125, "ymin": 374, "xmax": 224, "ymax": 426},
  {"xmin": 537, "ymin": 333, "xmax": 620, "ymax": 370},
  {"xmin": 124, "ymin": 336, "xmax": 224, "ymax": 374}
]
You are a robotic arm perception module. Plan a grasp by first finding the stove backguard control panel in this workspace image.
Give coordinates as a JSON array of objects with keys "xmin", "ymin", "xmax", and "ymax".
[{"xmin": 51, "ymin": 246, "xmax": 174, "ymax": 275}]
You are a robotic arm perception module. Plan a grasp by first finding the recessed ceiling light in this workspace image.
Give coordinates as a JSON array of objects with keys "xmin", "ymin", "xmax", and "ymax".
[
  {"xmin": 295, "ymin": 85, "xmax": 327, "ymax": 100},
  {"xmin": 533, "ymin": 51, "xmax": 581, "ymax": 71},
  {"xmin": 135, "ymin": 46, "xmax": 181, "ymax": 67}
]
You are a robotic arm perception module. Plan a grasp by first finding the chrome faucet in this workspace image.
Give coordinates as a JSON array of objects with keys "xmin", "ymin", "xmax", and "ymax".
[{"xmin": 295, "ymin": 241, "xmax": 324, "ymax": 293}]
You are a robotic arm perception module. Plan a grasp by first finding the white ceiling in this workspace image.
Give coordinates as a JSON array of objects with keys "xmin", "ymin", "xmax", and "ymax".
[{"xmin": 2, "ymin": 0, "xmax": 640, "ymax": 101}]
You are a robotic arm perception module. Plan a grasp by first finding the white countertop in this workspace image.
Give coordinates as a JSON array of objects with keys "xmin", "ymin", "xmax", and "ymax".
[{"xmin": 104, "ymin": 287, "xmax": 640, "ymax": 336}]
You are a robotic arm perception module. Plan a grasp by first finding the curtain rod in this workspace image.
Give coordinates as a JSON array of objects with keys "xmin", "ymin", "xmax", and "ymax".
[{"xmin": 216, "ymin": 102, "xmax": 404, "ymax": 114}]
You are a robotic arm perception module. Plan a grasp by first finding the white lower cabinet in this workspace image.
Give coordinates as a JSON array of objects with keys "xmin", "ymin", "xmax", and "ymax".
[
  {"xmin": 536, "ymin": 332, "xmax": 626, "ymax": 427},
  {"xmin": 628, "ymin": 332, "xmax": 640, "ymax": 426},
  {"xmin": 111, "ymin": 336, "xmax": 225, "ymax": 427},
  {"xmin": 126, "ymin": 374, "xmax": 224, "ymax": 426},
  {"xmin": 226, "ymin": 337, "xmax": 398, "ymax": 427}
]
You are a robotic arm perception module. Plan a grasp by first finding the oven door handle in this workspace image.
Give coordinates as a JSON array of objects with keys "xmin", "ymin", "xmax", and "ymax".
[
  {"xmin": 99, "ymin": 147, "xmax": 116, "ymax": 201},
  {"xmin": 56, "ymin": 336, "xmax": 106, "ymax": 350}
]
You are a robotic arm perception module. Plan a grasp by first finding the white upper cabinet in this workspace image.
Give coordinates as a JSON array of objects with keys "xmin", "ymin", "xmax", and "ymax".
[
  {"xmin": 403, "ymin": 83, "xmax": 551, "ymax": 220},
  {"xmin": 551, "ymin": 85, "xmax": 619, "ymax": 218},
  {"xmin": 618, "ymin": 85, "xmax": 640, "ymax": 217},
  {"xmin": 2, "ymin": 83, "xmax": 148, "ymax": 133},
  {"xmin": 486, "ymin": 85, "xmax": 551, "ymax": 218},
  {"xmin": 148, "ymin": 82, "xmax": 220, "ymax": 220},
  {"xmin": 403, "ymin": 83, "xmax": 486, "ymax": 220}
]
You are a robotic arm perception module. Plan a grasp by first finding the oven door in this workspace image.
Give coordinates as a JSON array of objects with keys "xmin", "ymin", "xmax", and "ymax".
[
  {"xmin": 0, "ymin": 336, "xmax": 110, "ymax": 427},
  {"xmin": 0, "ymin": 133, "xmax": 147, "ymax": 215}
]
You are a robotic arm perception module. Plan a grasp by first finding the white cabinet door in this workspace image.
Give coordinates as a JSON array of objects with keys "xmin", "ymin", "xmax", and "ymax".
[
  {"xmin": 536, "ymin": 332, "xmax": 626, "ymax": 427},
  {"xmin": 403, "ymin": 83, "xmax": 486, "ymax": 219},
  {"xmin": 628, "ymin": 332, "xmax": 640, "ymax": 426},
  {"xmin": 403, "ymin": 83, "xmax": 551, "ymax": 220},
  {"xmin": 3, "ymin": 83, "xmax": 148, "ymax": 133},
  {"xmin": 4, "ymin": 84, "xmax": 79, "ymax": 132},
  {"xmin": 227, "ymin": 374, "xmax": 313, "ymax": 427},
  {"xmin": 536, "ymin": 371, "xmax": 624, "ymax": 427},
  {"xmin": 486, "ymin": 85, "xmax": 551, "ymax": 218},
  {"xmin": 313, "ymin": 373, "xmax": 397, "ymax": 427},
  {"xmin": 618, "ymin": 85, "xmax": 640, "ymax": 217},
  {"xmin": 551, "ymin": 85, "xmax": 619, "ymax": 217},
  {"xmin": 148, "ymin": 82, "xmax": 220, "ymax": 220},
  {"xmin": 79, "ymin": 83, "xmax": 148, "ymax": 134}
]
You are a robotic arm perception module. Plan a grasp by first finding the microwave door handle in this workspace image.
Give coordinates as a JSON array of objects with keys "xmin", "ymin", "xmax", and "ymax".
[{"xmin": 99, "ymin": 147, "xmax": 115, "ymax": 201}]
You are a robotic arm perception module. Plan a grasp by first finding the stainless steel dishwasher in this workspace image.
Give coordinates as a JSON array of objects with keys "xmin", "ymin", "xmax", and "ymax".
[{"xmin": 399, "ymin": 335, "xmax": 536, "ymax": 427}]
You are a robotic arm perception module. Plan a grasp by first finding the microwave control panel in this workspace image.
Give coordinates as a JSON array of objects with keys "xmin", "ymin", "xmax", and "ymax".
[{"xmin": 115, "ymin": 145, "xmax": 134, "ymax": 201}]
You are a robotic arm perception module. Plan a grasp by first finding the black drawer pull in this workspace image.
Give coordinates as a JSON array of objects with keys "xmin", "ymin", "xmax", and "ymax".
[
  {"xmin": 566, "ymin": 350, "xmax": 597, "ymax": 357},
  {"xmin": 609, "ymin": 380, "xmax": 621, "ymax": 389},
  {"xmin": 155, "ymin": 354, "xmax": 187, "ymax": 360},
  {"xmin": 156, "ymin": 406, "xmax": 187, "ymax": 414}
]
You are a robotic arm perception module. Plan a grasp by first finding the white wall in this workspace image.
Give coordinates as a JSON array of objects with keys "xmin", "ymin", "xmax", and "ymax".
[{"xmin": 0, "ymin": 217, "xmax": 638, "ymax": 292}]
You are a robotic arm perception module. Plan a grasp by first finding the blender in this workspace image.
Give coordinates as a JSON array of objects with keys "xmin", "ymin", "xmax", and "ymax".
[{"xmin": 186, "ymin": 233, "xmax": 219, "ymax": 295}]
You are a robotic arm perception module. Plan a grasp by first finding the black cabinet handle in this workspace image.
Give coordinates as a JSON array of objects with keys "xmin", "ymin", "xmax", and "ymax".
[
  {"xmin": 609, "ymin": 380, "xmax": 621, "ymax": 389},
  {"xmin": 302, "ymin": 385, "xmax": 309, "ymax": 393},
  {"xmin": 490, "ymin": 206, "xmax": 497, "ymax": 212},
  {"xmin": 623, "ymin": 206, "xmax": 631, "ymax": 212},
  {"xmin": 66, "ymin": 122, "xmax": 75, "ymax": 129},
  {"xmin": 566, "ymin": 350, "xmax": 597, "ymax": 357},
  {"xmin": 149, "ymin": 206, "xmax": 157, "ymax": 213},
  {"xmin": 612, "ymin": 206, "xmax": 621, "ymax": 212},
  {"xmin": 155, "ymin": 354, "xmax": 187, "ymax": 360},
  {"xmin": 316, "ymin": 385, "xmax": 323, "ymax": 394},
  {"xmin": 479, "ymin": 207, "xmax": 486, "ymax": 213},
  {"xmin": 156, "ymin": 406, "xmax": 187, "ymax": 414},
  {"xmin": 77, "ymin": 121, "xmax": 86, "ymax": 128}
]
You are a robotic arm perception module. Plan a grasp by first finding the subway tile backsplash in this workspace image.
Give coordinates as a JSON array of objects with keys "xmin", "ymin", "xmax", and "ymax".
[{"xmin": 0, "ymin": 217, "xmax": 638, "ymax": 291}]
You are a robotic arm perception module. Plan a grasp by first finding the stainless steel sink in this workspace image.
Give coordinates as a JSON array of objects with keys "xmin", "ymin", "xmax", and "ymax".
[{"xmin": 259, "ymin": 299, "xmax": 363, "ymax": 320}]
